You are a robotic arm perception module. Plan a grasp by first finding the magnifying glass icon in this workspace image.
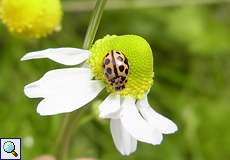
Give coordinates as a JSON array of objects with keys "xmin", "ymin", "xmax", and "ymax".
[{"xmin": 3, "ymin": 141, "xmax": 18, "ymax": 157}]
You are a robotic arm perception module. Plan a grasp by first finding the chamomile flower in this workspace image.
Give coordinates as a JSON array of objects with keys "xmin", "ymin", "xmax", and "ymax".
[
  {"xmin": 21, "ymin": 35, "xmax": 177, "ymax": 155},
  {"xmin": 0, "ymin": 0, "xmax": 62, "ymax": 38}
]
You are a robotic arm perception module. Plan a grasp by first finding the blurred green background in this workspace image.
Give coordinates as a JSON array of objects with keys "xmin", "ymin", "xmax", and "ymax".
[{"xmin": 0, "ymin": 0, "xmax": 230, "ymax": 159}]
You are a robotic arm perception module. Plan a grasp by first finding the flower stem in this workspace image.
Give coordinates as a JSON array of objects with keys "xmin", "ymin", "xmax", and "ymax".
[
  {"xmin": 83, "ymin": 0, "xmax": 107, "ymax": 49},
  {"xmin": 55, "ymin": 0, "xmax": 107, "ymax": 160}
]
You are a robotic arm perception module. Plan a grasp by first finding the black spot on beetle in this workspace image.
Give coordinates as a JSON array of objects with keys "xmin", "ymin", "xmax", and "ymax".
[
  {"xmin": 104, "ymin": 58, "xmax": 110, "ymax": 65},
  {"xmin": 120, "ymin": 76, "xmax": 126, "ymax": 81},
  {"xmin": 111, "ymin": 78, "xmax": 116, "ymax": 83},
  {"xmin": 117, "ymin": 56, "xmax": 123, "ymax": 61},
  {"xmin": 115, "ymin": 86, "xmax": 122, "ymax": 91},
  {"xmin": 119, "ymin": 65, "xmax": 124, "ymax": 72},
  {"xmin": 125, "ymin": 69, "xmax": 129, "ymax": 75},
  {"xmin": 107, "ymin": 68, "xmax": 112, "ymax": 74},
  {"xmin": 124, "ymin": 58, "xmax": 128, "ymax": 65}
]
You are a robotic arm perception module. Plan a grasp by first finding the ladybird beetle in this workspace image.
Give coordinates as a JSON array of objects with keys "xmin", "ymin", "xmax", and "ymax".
[{"xmin": 103, "ymin": 50, "xmax": 129, "ymax": 91}]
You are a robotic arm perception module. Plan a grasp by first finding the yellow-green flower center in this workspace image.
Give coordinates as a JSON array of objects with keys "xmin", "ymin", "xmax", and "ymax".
[{"xmin": 88, "ymin": 35, "xmax": 154, "ymax": 99}]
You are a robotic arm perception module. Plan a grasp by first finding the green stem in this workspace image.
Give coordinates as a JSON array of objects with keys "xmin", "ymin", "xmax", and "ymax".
[
  {"xmin": 83, "ymin": 0, "xmax": 107, "ymax": 49},
  {"xmin": 55, "ymin": 0, "xmax": 107, "ymax": 160}
]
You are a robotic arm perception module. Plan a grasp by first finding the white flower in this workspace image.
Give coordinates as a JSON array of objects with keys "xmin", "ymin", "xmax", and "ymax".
[{"xmin": 22, "ymin": 35, "xmax": 177, "ymax": 155}]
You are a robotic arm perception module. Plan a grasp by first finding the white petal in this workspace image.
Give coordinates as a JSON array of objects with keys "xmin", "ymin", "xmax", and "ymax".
[
  {"xmin": 24, "ymin": 68, "xmax": 92, "ymax": 98},
  {"xmin": 120, "ymin": 97, "xmax": 163, "ymax": 145},
  {"xmin": 37, "ymin": 80, "xmax": 104, "ymax": 115},
  {"xmin": 110, "ymin": 119, "xmax": 137, "ymax": 155},
  {"xmin": 137, "ymin": 95, "xmax": 178, "ymax": 134},
  {"xmin": 99, "ymin": 94, "xmax": 121, "ymax": 119},
  {"xmin": 21, "ymin": 48, "xmax": 90, "ymax": 65}
]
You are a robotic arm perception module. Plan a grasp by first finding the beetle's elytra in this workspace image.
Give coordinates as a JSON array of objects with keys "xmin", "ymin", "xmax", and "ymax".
[{"xmin": 103, "ymin": 50, "xmax": 129, "ymax": 91}]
